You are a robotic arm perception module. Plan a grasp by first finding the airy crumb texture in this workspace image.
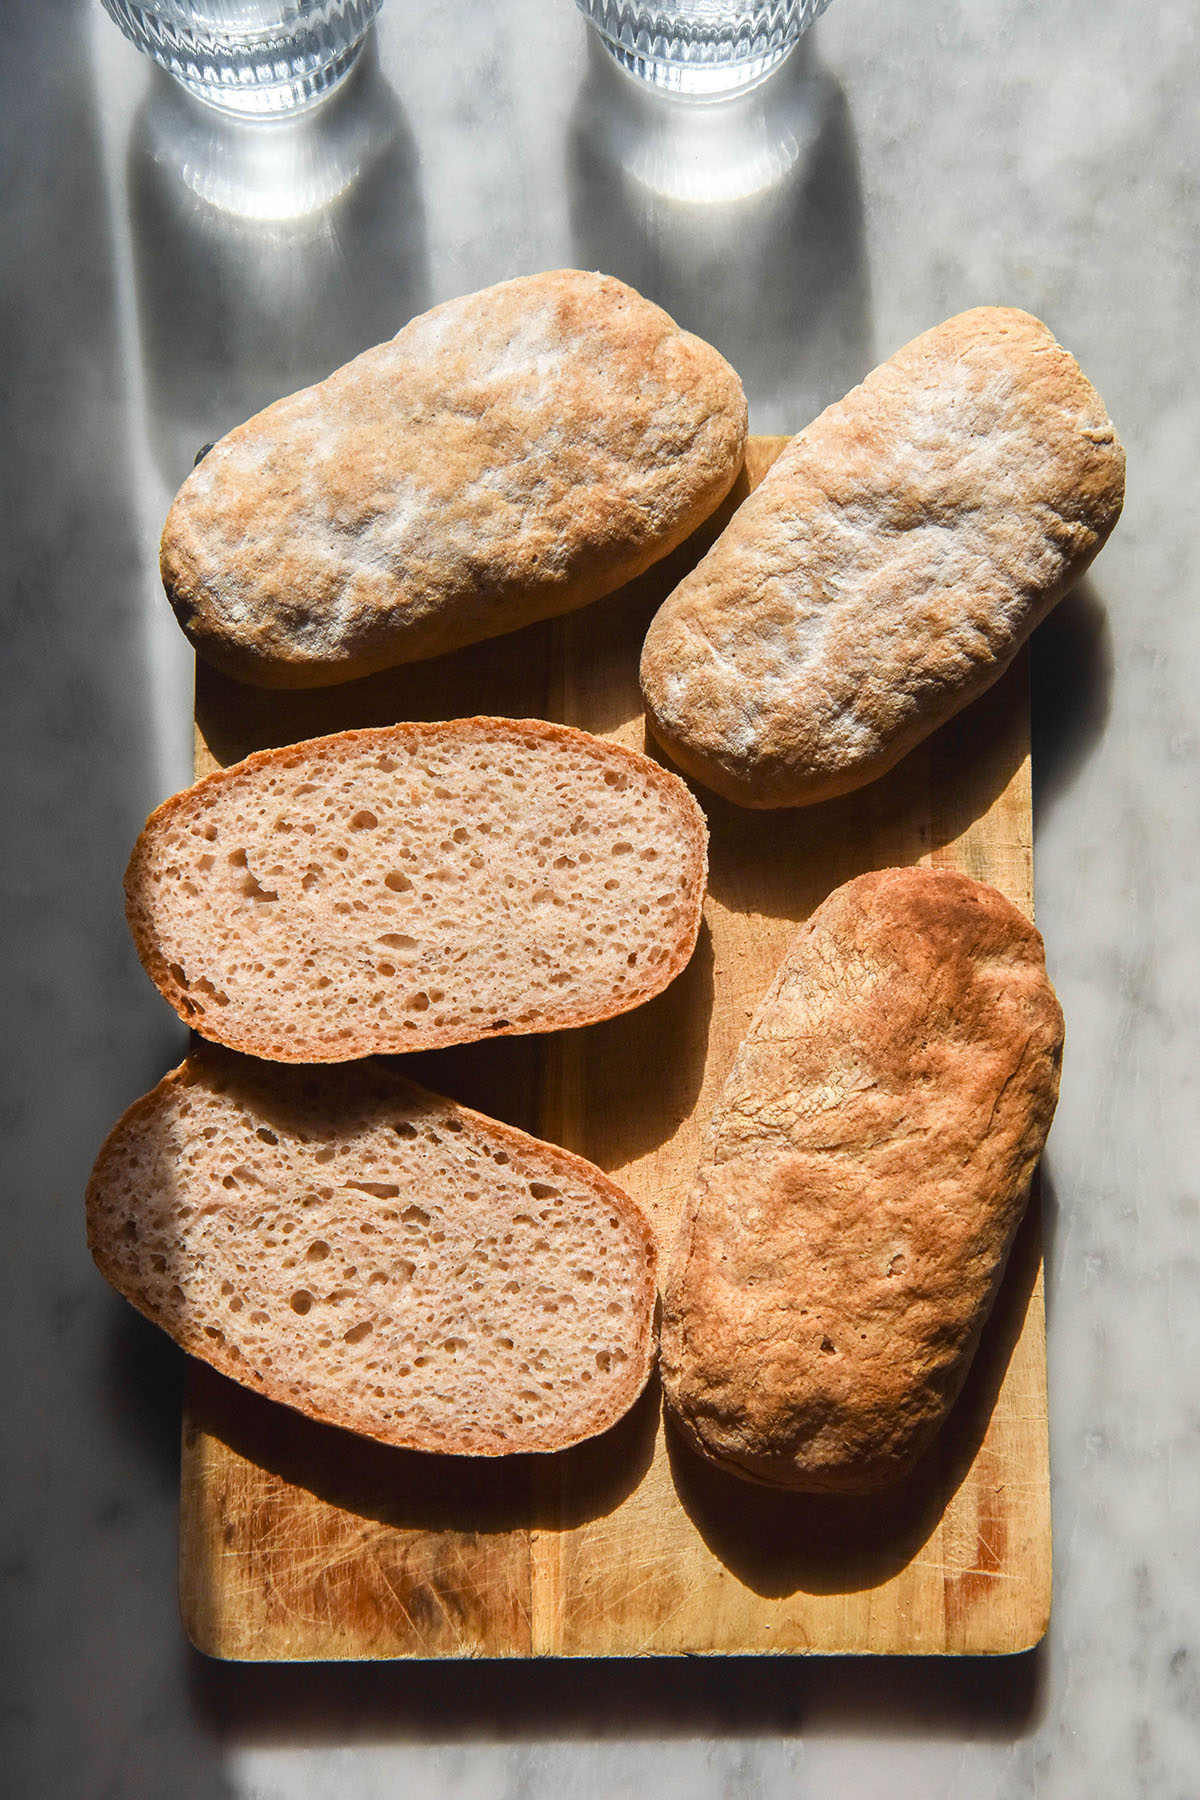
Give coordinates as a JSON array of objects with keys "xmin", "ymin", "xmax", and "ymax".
[
  {"xmin": 161, "ymin": 269, "xmax": 748, "ymax": 688},
  {"xmin": 641, "ymin": 307, "xmax": 1125, "ymax": 807},
  {"xmin": 125, "ymin": 718, "xmax": 708, "ymax": 1062},
  {"xmin": 660, "ymin": 866, "xmax": 1064, "ymax": 1492},
  {"xmin": 86, "ymin": 1048, "xmax": 658, "ymax": 1455}
]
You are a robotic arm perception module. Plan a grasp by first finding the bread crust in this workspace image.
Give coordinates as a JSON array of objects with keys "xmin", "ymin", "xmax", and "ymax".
[
  {"xmin": 659, "ymin": 866, "xmax": 1064, "ymax": 1492},
  {"xmin": 86, "ymin": 1048, "xmax": 658, "ymax": 1456},
  {"xmin": 124, "ymin": 717, "xmax": 708, "ymax": 1063},
  {"xmin": 641, "ymin": 306, "xmax": 1125, "ymax": 807},
  {"xmin": 161, "ymin": 270, "xmax": 748, "ymax": 688}
]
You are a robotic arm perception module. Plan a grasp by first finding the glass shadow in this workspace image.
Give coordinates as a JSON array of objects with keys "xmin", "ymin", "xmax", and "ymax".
[
  {"xmin": 125, "ymin": 43, "xmax": 430, "ymax": 492},
  {"xmin": 568, "ymin": 31, "xmax": 872, "ymax": 434}
]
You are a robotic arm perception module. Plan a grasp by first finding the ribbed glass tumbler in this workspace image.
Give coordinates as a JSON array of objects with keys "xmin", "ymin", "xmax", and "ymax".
[
  {"xmin": 99, "ymin": 0, "xmax": 383, "ymax": 115},
  {"xmin": 575, "ymin": 0, "xmax": 833, "ymax": 96}
]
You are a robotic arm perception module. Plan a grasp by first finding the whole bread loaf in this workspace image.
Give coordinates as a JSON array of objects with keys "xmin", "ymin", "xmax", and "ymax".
[
  {"xmin": 124, "ymin": 717, "xmax": 708, "ymax": 1063},
  {"xmin": 641, "ymin": 307, "xmax": 1124, "ymax": 807},
  {"xmin": 161, "ymin": 270, "xmax": 748, "ymax": 688},
  {"xmin": 86, "ymin": 1048, "xmax": 658, "ymax": 1455},
  {"xmin": 659, "ymin": 866, "xmax": 1064, "ymax": 1492}
]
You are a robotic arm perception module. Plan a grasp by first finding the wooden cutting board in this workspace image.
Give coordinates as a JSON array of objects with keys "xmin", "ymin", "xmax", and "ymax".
[{"xmin": 180, "ymin": 438, "xmax": 1050, "ymax": 1659}]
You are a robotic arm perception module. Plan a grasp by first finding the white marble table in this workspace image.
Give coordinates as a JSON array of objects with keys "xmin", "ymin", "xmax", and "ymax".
[{"xmin": 3, "ymin": 0, "xmax": 1197, "ymax": 1792}]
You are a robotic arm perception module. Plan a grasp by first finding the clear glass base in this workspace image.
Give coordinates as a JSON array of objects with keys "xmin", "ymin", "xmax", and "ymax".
[
  {"xmin": 599, "ymin": 32, "xmax": 798, "ymax": 98},
  {"xmin": 576, "ymin": 1, "xmax": 832, "ymax": 100},
  {"xmin": 101, "ymin": 1, "xmax": 379, "ymax": 118},
  {"xmin": 171, "ymin": 36, "xmax": 366, "ymax": 115}
]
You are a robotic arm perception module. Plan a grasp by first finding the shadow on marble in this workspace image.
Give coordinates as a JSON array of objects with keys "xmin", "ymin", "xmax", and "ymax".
[
  {"xmin": 567, "ymin": 32, "xmax": 872, "ymax": 435},
  {"xmin": 187, "ymin": 1633, "xmax": 1045, "ymax": 1745},
  {"xmin": 1030, "ymin": 575, "xmax": 1114, "ymax": 822},
  {"xmin": 124, "ymin": 42, "xmax": 430, "ymax": 491},
  {"xmin": 1036, "ymin": 1159, "xmax": 1063, "ymax": 1330},
  {"xmin": 665, "ymin": 1188, "xmax": 1044, "ymax": 1597},
  {"xmin": 101, "ymin": 1299, "xmax": 188, "ymax": 1494}
]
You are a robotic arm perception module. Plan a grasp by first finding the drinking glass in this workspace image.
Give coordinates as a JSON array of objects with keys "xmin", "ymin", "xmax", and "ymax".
[
  {"xmin": 574, "ymin": 0, "xmax": 834, "ymax": 97},
  {"xmin": 99, "ymin": 0, "xmax": 383, "ymax": 116}
]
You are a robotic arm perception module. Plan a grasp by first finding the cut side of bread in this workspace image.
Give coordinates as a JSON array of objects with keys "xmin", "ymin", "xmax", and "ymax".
[
  {"xmin": 86, "ymin": 1048, "xmax": 658, "ymax": 1456},
  {"xmin": 125, "ymin": 717, "xmax": 708, "ymax": 1063}
]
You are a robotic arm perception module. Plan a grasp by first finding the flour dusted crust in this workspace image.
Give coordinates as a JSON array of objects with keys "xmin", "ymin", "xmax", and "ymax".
[
  {"xmin": 124, "ymin": 717, "xmax": 708, "ymax": 1063},
  {"xmin": 161, "ymin": 270, "xmax": 748, "ymax": 688},
  {"xmin": 641, "ymin": 307, "xmax": 1125, "ymax": 807},
  {"xmin": 86, "ymin": 1049, "xmax": 658, "ymax": 1456},
  {"xmin": 659, "ymin": 866, "xmax": 1064, "ymax": 1492}
]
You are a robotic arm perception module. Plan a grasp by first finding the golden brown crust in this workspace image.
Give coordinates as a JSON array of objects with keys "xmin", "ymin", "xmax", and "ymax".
[
  {"xmin": 162, "ymin": 270, "xmax": 748, "ymax": 689},
  {"xmin": 641, "ymin": 307, "xmax": 1125, "ymax": 807},
  {"xmin": 123, "ymin": 717, "xmax": 708, "ymax": 1063},
  {"xmin": 86, "ymin": 1048, "xmax": 659, "ymax": 1456},
  {"xmin": 659, "ymin": 866, "xmax": 1064, "ymax": 1491}
]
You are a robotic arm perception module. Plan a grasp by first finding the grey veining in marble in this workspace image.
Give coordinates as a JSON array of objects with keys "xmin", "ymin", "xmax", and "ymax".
[{"xmin": 3, "ymin": 0, "xmax": 1198, "ymax": 1794}]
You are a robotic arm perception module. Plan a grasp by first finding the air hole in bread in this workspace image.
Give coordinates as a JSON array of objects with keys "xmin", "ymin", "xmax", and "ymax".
[
  {"xmin": 193, "ymin": 976, "xmax": 229, "ymax": 1008},
  {"xmin": 241, "ymin": 872, "xmax": 278, "ymax": 902}
]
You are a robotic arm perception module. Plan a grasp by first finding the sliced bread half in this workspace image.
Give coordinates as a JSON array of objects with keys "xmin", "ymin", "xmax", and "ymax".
[
  {"xmin": 86, "ymin": 1047, "xmax": 658, "ymax": 1456},
  {"xmin": 125, "ymin": 717, "xmax": 708, "ymax": 1062}
]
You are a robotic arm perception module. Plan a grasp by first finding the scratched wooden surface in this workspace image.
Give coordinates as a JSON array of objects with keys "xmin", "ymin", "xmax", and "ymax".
[{"xmin": 180, "ymin": 438, "xmax": 1050, "ymax": 1659}]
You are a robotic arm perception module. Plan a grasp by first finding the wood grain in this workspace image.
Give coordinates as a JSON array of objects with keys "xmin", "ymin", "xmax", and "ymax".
[{"xmin": 180, "ymin": 438, "xmax": 1050, "ymax": 1659}]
